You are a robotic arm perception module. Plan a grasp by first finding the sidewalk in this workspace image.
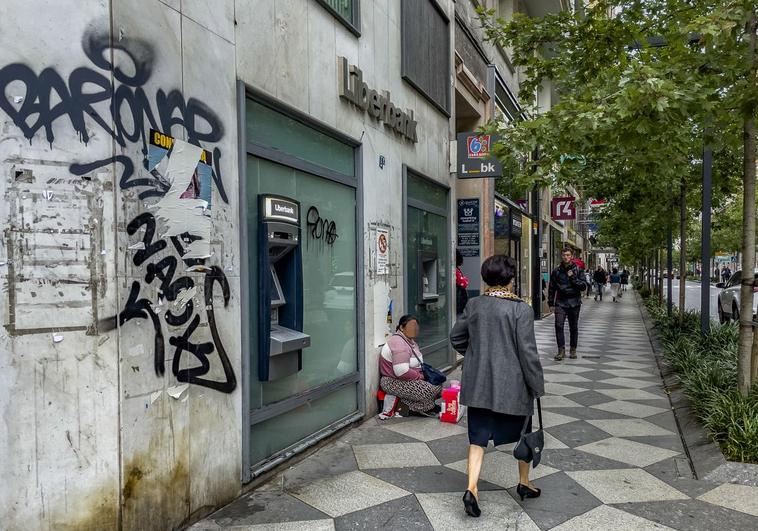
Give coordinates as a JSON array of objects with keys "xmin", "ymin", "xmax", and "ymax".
[{"xmin": 191, "ymin": 293, "xmax": 758, "ymax": 530}]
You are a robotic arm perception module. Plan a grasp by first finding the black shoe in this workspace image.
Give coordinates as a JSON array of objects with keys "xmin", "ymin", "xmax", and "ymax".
[
  {"xmin": 516, "ymin": 483, "xmax": 542, "ymax": 501},
  {"xmin": 463, "ymin": 490, "xmax": 481, "ymax": 517}
]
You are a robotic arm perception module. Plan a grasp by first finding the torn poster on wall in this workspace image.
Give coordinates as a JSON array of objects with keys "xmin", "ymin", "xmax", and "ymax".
[{"xmin": 147, "ymin": 129, "xmax": 214, "ymax": 259}]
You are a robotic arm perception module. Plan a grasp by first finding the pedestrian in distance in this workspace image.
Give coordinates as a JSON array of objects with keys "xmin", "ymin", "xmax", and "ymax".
[
  {"xmin": 450, "ymin": 255, "xmax": 545, "ymax": 517},
  {"xmin": 585, "ymin": 268, "xmax": 593, "ymax": 298},
  {"xmin": 593, "ymin": 266, "xmax": 607, "ymax": 301},
  {"xmin": 455, "ymin": 249, "xmax": 469, "ymax": 317},
  {"xmin": 610, "ymin": 268, "xmax": 621, "ymax": 302},
  {"xmin": 621, "ymin": 268, "xmax": 630, "ymax": 292},
  {"xmin": 379, "ymin": 315, "xmax": 442, "ymax": 417},
  {"xmin": 548, "ymin": 248, "xmax": 587, "ymax": 360}
]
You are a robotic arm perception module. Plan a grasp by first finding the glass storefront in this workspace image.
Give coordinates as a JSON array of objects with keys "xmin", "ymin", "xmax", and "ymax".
[
  {"xmin": 406, "ymin": 170, "xmax": 451, "ymax": 369},
  {"xmin": 494, "ymin": 198, "xmax": 530, "ymax": 299},
  {"xmin": 245, "ymin": 99, "xmax": 360, "ymax": 469}
]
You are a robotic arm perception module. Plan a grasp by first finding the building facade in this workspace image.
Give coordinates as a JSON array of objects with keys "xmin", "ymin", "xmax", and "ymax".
[{"xmin": 0, "ymin": 1, "xmax": 568, "ymax": 529}]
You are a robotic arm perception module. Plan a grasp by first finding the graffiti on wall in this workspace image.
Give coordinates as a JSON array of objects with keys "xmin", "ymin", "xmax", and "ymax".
[{"xmin": 0, "ymin": 27, "xmax": 236, "ymax": 393}]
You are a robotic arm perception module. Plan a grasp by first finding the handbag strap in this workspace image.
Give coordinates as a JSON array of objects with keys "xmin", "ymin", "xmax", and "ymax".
[
  {"xmin": 393, "ymin": 333, "xmax": 423, "ymax": 366},
  {"xmin": 521, "ymin": 397, "xmax": 542, "ymax": 434}
]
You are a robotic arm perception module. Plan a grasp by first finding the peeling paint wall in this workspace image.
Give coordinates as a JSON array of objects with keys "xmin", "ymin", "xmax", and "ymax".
[{"xmin": 1, "ymin": 1, "xmax": 241, "ymax": 530}]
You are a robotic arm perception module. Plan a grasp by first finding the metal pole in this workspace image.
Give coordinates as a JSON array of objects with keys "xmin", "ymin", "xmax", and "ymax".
[
  {"xmin": 531, "ymin": 186, "xmax": 542, "ymax": 320},
  {"xmin": 701, "ymin": 131, "xmax": 713, "ymax": 334},
  {"xmin": 667, "ymin": 215, "xmax": 673, "ymax": 316}
]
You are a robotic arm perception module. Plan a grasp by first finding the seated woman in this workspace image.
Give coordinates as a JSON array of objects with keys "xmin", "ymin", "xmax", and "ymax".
[{"xmin": 379, "ymin": 315, "xmax": 442, "ymax": 417}]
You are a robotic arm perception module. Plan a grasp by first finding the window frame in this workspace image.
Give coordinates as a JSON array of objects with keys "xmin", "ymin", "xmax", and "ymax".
[
  {"xmin": 401, "ymin": 0, "xmax": 452, "ymax": 116},
  {"xmin": 315, "ymin": 0, "xmax": 361, "ymax": 37}
]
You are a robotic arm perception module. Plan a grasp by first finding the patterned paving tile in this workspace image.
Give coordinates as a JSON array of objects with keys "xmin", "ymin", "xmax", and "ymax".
[
  {"xmin": 699, "ymin": 483, "xmax": 758, "ymax": 517},
  {"xmin": 539, "ymin": 448, "xmax": 631, "ymax": 471},
  {"xmin": 542, "ymin": 364, "xmax": 594, "ymax": 374},
  {"xmin": 616, "ymin": 500, "xmax": 758, "ymax": 531},
  {"xmin": 353, "ymin": 443, "xmax": 440, "ymax": 469},
  {"xmin": 288, "ymin": 470, "xmax": 410, "ymax": 518},
  {"xmin": 590, "ymin": 400, "xmax": 669, "ymax": 418},
  {"xmin": 551, "ymin": 505, "xmax": 676, "ymax": 531},
  {"xmin": 576, "ymin": 437, "xmax": 681, "ymax": 467},
  {"xmin": 382, "ymin": 417, "xmax": 467, "ymax": 442},
  {"xmin": 605, "ymin": 360, "xmax": 658, "ymax": 370},
  {"xmin": 566, "ymin": 468, "xmax": 688, "ymax": 504},
  {"xmin": 599, "ymin": 377, "xmax": 662, "ymax": 389},
  {"xmin": 567, "ymin": 389, "xmax": 620, "ymax": 407},
  {"xmin": 365, "ymin": 465, "xmax": 501, "ymax": 494},
  {"xmin": 586, "ymin": 419, "xmax": 675, "ymax": 437},
  {"xmin": 600, "ymin": 368, "xmax": 660, "ymax": 378},
  {"xmin": 539, "ymin": 395, "xmax": 584, "ymax": 409},
  {"xmin": 192, "ymin": 491, "xmax": 331, "ymax": 528},
  {"xmin": 425, "ymin": 433, "xmax": 496, "ymax": 465},
  {"xmin": 507, "ymin": 471, "xmax": 602, "ymax": 530},
  {"xmin": 544, "ymin": 372, "xmax": 592, "ymax": 383},
  {"xmin": 446, "ymin": 451, "xmax": 559, "ymax": 489},
  {"xmin": 416, "ymin": 491, "xmax": 541, "ymax": 530},
  {"xmin": 333, "ymin": 495, "xmax": 433, "ymax": 531},
  {"xmin": 596, "ymin": 388, "xmax": 668, "ymax": 401},
  {"xmin": 545, "ymin": 382, "xmax": 587, "ymax": 396},
  {"xmin": 546, "ymin": 420, "xmax": 616, "ymax": 447}
]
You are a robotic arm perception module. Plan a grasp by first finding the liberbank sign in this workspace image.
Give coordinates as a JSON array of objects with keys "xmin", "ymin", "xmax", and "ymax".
[{"xmin": 338, "ymin": 57, "xmax": 418, "ymax": 143}]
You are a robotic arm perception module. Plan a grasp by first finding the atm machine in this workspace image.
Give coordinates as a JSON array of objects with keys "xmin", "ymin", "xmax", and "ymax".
[{"xmin": 258, "ymin": 195, "xmax": 311, "ymax": 381}]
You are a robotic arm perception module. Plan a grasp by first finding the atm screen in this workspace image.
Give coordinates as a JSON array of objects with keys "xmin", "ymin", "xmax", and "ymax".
[{"xmin": 270, "ymin": 265, "xmax": 286, "ymax": 308}]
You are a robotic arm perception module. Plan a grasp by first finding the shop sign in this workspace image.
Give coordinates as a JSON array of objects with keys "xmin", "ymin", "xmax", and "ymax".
[
  {"xmin": 456, "ymin": 133, "xmax": 503, "ymax": 178},
  {"xmin": 376, "ymin": 228, "xmax": 389, "ymax": 275},
  {"xmin": 338, "ymin": 57, "xmax": 418, "ymax": 143},
  {"xmin": 551, "ymin": 196, "xmax": 576, "ymax": 220},
  {"xmin": 457, "ymin": 198, "xmax": 480, "ymax": 257},
  {"xmin": 510, "ymin": 212, "xmax": 522, "ymax": 236}
]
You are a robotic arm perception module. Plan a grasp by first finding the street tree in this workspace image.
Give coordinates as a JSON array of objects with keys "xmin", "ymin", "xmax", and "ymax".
[{"xmin": 479, "ymin": 0, "xmax": 758, "ymax": 393}]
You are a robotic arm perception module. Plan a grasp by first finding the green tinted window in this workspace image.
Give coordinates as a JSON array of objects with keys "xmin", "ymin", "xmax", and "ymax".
[
  {"xmin": 247, "ymin": 157, "xmax": 358, "ymax": 408},
  {"xmin": 246, "ymin": 100, "xmax": 355, "ymax": 177},
  {"xmin": 408, "ymin": 171, "xmax": 447, "ymax": 211}
]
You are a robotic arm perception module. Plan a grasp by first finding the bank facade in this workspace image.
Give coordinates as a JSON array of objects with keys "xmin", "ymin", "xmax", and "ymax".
[{"xmin": 0, "ymin": 1, "xmax": 568, "ymax": 529}]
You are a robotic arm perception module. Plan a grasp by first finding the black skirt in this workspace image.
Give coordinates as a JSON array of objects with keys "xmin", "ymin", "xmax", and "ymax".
[{"xmin": 467, "ymin": 407, "xmax": 531, "ymax": 447}]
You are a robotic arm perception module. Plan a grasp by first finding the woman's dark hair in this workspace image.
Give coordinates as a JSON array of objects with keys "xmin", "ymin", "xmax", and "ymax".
[
  {"xmin": 481, "ymin": 255, "xmax": 516, "ymax": 287},
  {"xmin": 612, "ymin": 267, "xmax": 618, "ymax": 274},
  {"xmin": 456, "ymin": 249, "xmax": 463, "ymax": 267},
  {"xmin": 396, "ymin": 314, "xmax": 418, "ymax": 332}
]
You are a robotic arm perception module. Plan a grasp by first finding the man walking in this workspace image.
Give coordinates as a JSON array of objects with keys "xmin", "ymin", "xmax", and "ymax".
[
  {"xmin": 593, "ymin": 266, "xmax": 607, "ymax": 301},
  {"xmin": 548, "ymin": 248, "xmax": 587, "ymax": 361}
]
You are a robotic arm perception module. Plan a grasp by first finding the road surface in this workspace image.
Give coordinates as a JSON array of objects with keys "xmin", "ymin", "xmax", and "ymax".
[{"xmin": 663, "ymin": 279, "xmax": 720, "ymax": 320}]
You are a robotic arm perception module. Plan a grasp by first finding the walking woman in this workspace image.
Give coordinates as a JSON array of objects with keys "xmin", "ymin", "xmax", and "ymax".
[
  {"xmin": 610, "ymin": 268, "xmax": 621, "ymax": 302},
  {"xmin": 379, "ymin": 315, "xmax": 442, "ymax": 416},
  {"xmin": 450, "ymin": 255, "xmax": 545, "ymax": 517}
]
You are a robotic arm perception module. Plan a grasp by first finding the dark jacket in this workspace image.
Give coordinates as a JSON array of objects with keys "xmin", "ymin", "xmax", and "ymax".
[
  {"xmin": 548, "ymin": 262, "xmax": 587, "ymax": 308},
  {"xmin": 593, "ymin": 270, "xmax": 607, "ymax": 284},
  {"xmin": 450, "ymin": 295, "xmax": 544, "ymax": 415}
]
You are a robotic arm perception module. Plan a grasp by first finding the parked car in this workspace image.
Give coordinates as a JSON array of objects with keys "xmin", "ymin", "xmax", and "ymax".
[
  {"xmin": 324, "ymin": 272, "xmax": 355, "ymax": 311},
  {"xmin": 716, "ymin": 269, "xmax": 758, "ymax": 324}
]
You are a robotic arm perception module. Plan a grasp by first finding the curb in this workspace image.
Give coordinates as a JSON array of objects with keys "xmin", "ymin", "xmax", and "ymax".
[{"xmin": 634, "ymin": 290, "xmax": 728, "ymax": 480}]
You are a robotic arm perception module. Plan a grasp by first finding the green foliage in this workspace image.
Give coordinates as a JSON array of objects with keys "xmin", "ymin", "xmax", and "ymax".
[
  {"xmin": 645, "ymin": 299, "xmax": 757, "ymax": 463},
  {"xmin": 477, "ymin": 1, "xmax": 756, "ymax": 264}
]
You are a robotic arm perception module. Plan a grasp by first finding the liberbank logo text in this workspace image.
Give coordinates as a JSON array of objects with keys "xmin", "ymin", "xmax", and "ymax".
[{"xmin": 338, "ymin": 57, "xmax": 418, "ymax": 143}]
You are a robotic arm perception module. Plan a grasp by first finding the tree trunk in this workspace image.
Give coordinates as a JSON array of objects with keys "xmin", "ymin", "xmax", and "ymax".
[
  {"xmin": 657, "ymin": 249, "xmax": 663, "ymax": 303},
  {"xmin": 679, "ymin": 179, "xmax": 687, "ymax": 323},
  {"xmin": 739, "ymin": 12, "xmax": 758, "ymax": 395}
]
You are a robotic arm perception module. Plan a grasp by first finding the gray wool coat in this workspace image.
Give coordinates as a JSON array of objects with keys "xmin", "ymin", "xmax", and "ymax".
[{"xmin": 450, "ymin": 295, "xmax": 544, "ymax": 416}]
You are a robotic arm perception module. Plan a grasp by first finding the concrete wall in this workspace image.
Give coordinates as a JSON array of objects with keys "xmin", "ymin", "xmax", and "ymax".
[
  {"xmin": 1, "ymin": 0, "xmax": 456, "ymax": 529},
  {"xmin": 1, "ymin": 1, "xmax": 241, "ymax": 529},
  {"xmin": 237, "ymin": 0, "xmax": 456, "ymax": 414}
]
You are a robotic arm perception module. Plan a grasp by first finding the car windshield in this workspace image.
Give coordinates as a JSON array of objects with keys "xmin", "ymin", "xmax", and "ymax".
[{"xmin": 330, "ymin": 275, "xmax": 354, "ymax": 288}]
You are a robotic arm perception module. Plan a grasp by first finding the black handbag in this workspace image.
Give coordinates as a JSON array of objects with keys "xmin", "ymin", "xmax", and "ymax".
[
  {"xmin": 419, "ymin": 361, "xmax": 447, "ymax": 386},
  {"xmin": 513, "ymin": 398, "xmax": 544, "ymax": 468},
  {"xmin": 397, "ymin": 334, "xmax": 447, "ymax": 386}
]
